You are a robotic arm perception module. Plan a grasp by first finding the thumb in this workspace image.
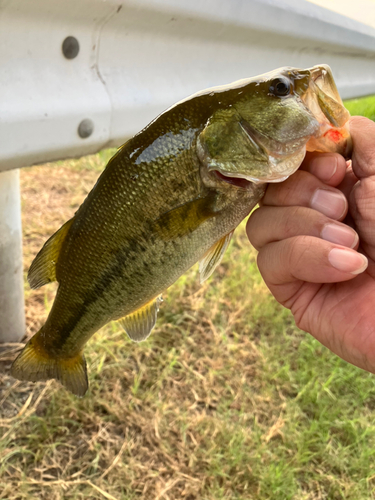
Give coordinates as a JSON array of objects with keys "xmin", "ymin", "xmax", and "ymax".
[{"xmin": 350, "ymin": 116, "xmax": 375, "ymax": 179}]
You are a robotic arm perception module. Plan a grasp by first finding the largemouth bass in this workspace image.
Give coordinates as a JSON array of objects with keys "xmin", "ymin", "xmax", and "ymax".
[{"xmin": 11, "ymin": 64, "xmax": 351, "ymax": 396}]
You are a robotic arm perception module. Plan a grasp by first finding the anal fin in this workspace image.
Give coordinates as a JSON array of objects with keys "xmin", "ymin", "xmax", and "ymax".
[
  {"xmin": 11, "ymin": 329, "xmax": 88, "ymax": 397},
  {"xmin": 199, "ymin": 231, "xmax": 234, "ymax": 284},
  {"xmin": 119, "ymin": 296, "xmax": 162, "ymax": 342},
  {"xmin": 28, "ymin": 217, "xmax": 74, "ymax": 289}
]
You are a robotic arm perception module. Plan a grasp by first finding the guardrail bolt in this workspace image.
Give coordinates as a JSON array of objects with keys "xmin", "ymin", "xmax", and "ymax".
[
  {"xmin": 62, "ymin": 36, "xmax": 80, "ymax": 59},
  {"xmin": 78, "ymin": 119, "xmax": 94, "ymax": 138}
]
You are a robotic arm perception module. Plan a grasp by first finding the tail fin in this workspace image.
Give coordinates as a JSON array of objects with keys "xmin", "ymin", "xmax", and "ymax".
[{"xmin": 11, "ymin": 329, "xmax": 88, "ymax": 397}]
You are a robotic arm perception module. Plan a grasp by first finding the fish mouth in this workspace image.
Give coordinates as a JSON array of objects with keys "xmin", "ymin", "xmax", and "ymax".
[
  {"xmin": 212, "ymin": 170, "xmax": 254, "ymax": 188},
  {"xmin": 302, "ymin": 65, "xmax": 352, "ymax": 158}
]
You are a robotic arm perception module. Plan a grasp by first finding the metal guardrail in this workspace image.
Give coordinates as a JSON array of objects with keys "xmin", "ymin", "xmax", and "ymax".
[{"xmin": 1, "ymin": 0, "xmax": 375, "ymax": 341}]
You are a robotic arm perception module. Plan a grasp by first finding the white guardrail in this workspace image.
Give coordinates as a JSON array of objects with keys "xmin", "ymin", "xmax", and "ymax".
[{"xmin": 1, "ymin": 0, "xmax": 375, "ymax": 342}]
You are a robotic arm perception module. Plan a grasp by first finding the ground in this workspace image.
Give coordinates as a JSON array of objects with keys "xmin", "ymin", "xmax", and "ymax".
[{"xmin": 1, "ymin": 99, "xmax": 375, "ymax": 499}]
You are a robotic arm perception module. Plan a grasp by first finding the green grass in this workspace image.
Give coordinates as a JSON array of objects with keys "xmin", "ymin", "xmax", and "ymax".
[
  {"xmin": 345, "ymin": 95, "xmax": 375, "ymax": 122},
  {"xmin": 1, "ymin": 95, "xmax": 375, "ymax": 500}
]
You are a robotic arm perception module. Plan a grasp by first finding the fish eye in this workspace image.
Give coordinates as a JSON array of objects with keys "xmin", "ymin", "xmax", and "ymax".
[{"xmin": 269, "ymin": 77, "xmax": 292, "ymax": 97}]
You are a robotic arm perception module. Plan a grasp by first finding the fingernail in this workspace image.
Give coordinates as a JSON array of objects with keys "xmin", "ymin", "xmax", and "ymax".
[
  {"xmin": 310, "ymin": 156, "xmax": 337, "ymax": 181},
  {"xmin": 328, "ymin": 248, "xmax": 368, "ymax": 275},
  {"xmin": 311, "ymin": 189, "xmax": 347, "ymax": 219},
  {"xmin": 321, "ymin": 223, "xmax": 359, "ymax": 249}
]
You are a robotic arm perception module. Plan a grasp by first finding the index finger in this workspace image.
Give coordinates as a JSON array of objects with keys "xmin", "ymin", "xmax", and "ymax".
[
  {"xmin": 300, "ymin": 152, "xmax": 347, "ymax": 186},
  {"xmin": 350, "ymin": 116, "xmax": 375, "ymax": 179}
]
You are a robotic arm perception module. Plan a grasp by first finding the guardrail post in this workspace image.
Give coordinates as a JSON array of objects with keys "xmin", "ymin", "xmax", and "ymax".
[{"xmin": 0, "ymin": 169, "xmax": 25, "ymax": 343}]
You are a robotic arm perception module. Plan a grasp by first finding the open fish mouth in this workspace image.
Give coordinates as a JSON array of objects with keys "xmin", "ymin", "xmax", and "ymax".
[
  {"xmin": 212, "ymin": 170, "xmax": 254, "ymax": 188},
  {"xmin": 302, "ymin": 64, "xmax": 352, "ymax": 159}
]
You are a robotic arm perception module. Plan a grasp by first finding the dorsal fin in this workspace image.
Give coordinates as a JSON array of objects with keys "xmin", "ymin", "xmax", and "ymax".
[
  {"xmin": 28, "ymin": 218, "xmax": 74, "ymax": 289},
  {"xmin": 118, "ymin": 296, "xmax": 162, "ymax": 342},
  {"xmin": 199, "ymin": 231, "xmax": 233, "ymax": 284}
]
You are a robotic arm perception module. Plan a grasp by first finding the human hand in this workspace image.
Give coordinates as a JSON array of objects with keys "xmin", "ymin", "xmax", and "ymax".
[{"xmin": 247, "ymin": 116, "xmax": 375, "ymax": 373}]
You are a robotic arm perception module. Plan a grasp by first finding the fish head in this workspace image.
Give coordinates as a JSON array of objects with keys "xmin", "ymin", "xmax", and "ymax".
[{"xmin": 197, "ymin": 64, "xmax": 351, "ymax": 186}]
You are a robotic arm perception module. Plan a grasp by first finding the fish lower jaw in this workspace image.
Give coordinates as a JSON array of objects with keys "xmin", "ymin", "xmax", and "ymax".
[
  {"xmin": 212, "ymin": 167, "xmax": 294, "ymax": 187},
  {"xmin": 212, "ymin": 169, "xmax": 262, "ymax": 188},
  {"xmin": 211, "ymin": 149, "xmax": 306, "ymax": 186}
]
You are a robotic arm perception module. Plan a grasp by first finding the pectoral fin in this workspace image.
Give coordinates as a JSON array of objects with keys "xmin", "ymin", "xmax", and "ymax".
[
  {"xmin": 119, "ymin": 296, "xmax": 163, "ymax": 342},
  {"xmin": 155, "ymin": 193, "xmax": 217, "ymax": 241},
  {"xmin": 28, "ymin": 217, "xmax": 74, "ymax": 289},
  {"xmin": 199, "ymin": 231, "xmax": 234, "ymax": 283}
]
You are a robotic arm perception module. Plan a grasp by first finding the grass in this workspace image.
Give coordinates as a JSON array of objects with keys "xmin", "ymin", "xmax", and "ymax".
[
  {"xmin": 1, "ymin": 96, "xmax": 375, "ymax": 500},
  {"xmin": 345, "ymin": 95, "xmax": 375, "ymax": 122}
]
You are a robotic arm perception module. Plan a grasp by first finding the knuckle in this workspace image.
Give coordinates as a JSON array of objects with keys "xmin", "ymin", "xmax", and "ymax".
[
  {"xmin": 352, "ymin": 179, "xmax": 375, "ymax": 222},
  {"xmin": 246, "ymin": 209, "xmax": 261, "ymax": 247},
  {"xmin": 256, "ymin": 248, "xmax": 268, "ymax": 275},
  {"xmin": 283, "ymin": 206, "xmax": 306, "ymax": 238},
  {"xmin": 351, "ymin": 116, "xmax": 375, "ymax": 165},
  {"xmin": 292, "ymin": 300, "xmax": 309, "ymax": 331},
  {"xmin": 265, "ymin": 171, "xmax": 312, "ymax": 206},
  {"xmin": 282, "ymin": 171, "xmax": 312, "ymax": 204},
  {"xmin": 284, "ymin": 206, "xmax": 326, "ymax": 240},
  {"xmin": 287, "ymin": 235, "xmax": 312, "ymax": 272}
]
